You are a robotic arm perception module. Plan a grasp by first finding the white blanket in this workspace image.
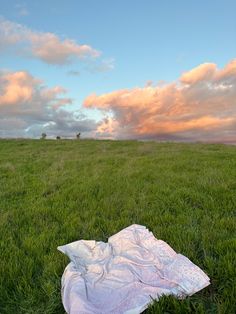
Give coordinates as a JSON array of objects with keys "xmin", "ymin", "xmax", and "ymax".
[{"xmin": 58, "ymin": 224, "xmax": 210, "ymax": 314}]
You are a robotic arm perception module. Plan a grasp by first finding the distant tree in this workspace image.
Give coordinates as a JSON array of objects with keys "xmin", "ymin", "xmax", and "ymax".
[
  {"xmin": 56, "ymin": 136, "xmax": 61, "ymax": 140},
  {"xmin": 41, "ymin": 133, "xmax": 47, "ymax": 139},
  {"xmin": 76, "ymin": 132, "xmax": 81, "ymax": 139}
]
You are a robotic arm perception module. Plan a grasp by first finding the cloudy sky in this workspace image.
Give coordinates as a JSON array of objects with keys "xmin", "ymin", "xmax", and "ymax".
[{"xmin": 0, "ymin": 0, "xmax": 236, "ymax": 142}]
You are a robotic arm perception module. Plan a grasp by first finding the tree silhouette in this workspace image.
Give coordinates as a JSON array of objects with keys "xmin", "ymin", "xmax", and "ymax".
[
  {"xmin": 76, "ymin": 132, "xmax": 81, "ymax": 139},
  {"xmin": 41, "ymin": 133, "xmax": 47, "ymax": 139}
]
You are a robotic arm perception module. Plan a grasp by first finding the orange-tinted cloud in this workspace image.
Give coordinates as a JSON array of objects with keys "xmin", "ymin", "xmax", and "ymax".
[
  {"xmin": 180, "ymin": 63, "xmax": 216, "ymax": 84},
  {"xmin": 84, "ymin": 60, "xmax": 236, "ymax": 142},
  {"xmin": 0, "ymin": 17, "xmax": 100, "ymax": 64},
  {"xmin": 0, "ymin": 70, "xmax": 97, "ymax": 137},
  {"xmin": 0, "ymin": 71, "xmax": 37, "ymax": 106}
]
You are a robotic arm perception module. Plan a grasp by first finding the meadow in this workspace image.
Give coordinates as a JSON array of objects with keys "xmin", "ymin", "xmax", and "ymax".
[{"xmin": 0, "ymin": 139, "xmax": 235, "ymax": 314}]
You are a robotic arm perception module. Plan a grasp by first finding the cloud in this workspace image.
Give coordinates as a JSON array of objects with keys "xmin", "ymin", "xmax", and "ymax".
[
  {"xmin": 0, "ymin": 17, "xmax": 100, "ymax": 65},
  {"xmin": 180, "ymin": 60, "xmax": 236, "ymax": 85},
  {"xmin": 180, "ymin": 63, "xmax": 216, "ymax": 84},
  {"xmin": 83, "ymin": 59, "xmax": 236, "ymax": 142},
  {"xmin": 0, "ymin": 70, "xmax": 97, "ymax": 138}
]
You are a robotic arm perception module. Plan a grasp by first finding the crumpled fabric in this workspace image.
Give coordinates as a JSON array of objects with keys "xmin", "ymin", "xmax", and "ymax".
[{"xmin": 58, "ymin": 224, "xmax": 210, "ymax": 314}]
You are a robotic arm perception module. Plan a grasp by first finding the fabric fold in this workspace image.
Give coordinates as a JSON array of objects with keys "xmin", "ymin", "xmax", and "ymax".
[{"xmin": 58, "ymin": 224, "xmax": 210, "ymax": 314}]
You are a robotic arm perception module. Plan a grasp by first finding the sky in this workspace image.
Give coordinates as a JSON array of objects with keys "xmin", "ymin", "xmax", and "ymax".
[{"xmin": 0, "ymin": 0, "xmax": 236, "ymax": 142}]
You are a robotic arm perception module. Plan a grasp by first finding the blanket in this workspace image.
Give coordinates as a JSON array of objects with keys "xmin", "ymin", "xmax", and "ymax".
[{"xmin": 58, "ymin": 224, "xmax": 210, "ymax": 314}]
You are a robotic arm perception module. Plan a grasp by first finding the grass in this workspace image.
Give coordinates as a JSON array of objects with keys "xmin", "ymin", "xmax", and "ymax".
[{"xmin": 0, "ymin": 139, "xmax": 235, "ymax": 314}]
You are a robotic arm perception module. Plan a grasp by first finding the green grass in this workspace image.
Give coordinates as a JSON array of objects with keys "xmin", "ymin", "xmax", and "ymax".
[{"xmin": 0, "ymin": 139, "xmax": 235, "ymax": 314}]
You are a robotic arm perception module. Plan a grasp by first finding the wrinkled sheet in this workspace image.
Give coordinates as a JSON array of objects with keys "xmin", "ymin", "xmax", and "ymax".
[{"xmin": 58, "ymin": 224, "xmax": 210, "ymax": 314}]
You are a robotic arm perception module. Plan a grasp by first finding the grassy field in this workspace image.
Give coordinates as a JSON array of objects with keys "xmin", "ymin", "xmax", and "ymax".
[{"xmin": 0, "ymin": 139, "xmax": 235, "ymax": 314}]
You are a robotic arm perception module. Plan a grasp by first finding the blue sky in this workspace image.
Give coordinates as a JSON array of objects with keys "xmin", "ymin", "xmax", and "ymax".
[{"xmin": 0, "ymin": 1, "xmax": 236, "ymax": 141}]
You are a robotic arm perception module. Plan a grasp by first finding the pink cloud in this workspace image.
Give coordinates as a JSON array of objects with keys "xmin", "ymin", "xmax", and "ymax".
[
  {"xmin": 0, "ymin": 70, "xmax": 97, "ymax": 137},
  {"xmin": 0, "ymin": 71, "xmax": 68, "ymax": 109},
  {"xmin": 29, "ymin": 33, "xmax": 100, "ymax": 64},
  {"xmin": 0, "ymin": 17, "xmax": 100, "ymax": 65},
  {"xmin": 84, "ymin": 59, "xmax": 236, "ymax": 142},
  {"xmin": 0, "ymin": 71, "xmax": 39, "ymax": 106},
  {"xmin": 180, "ymin": 63, "xmax": 216, "ymax": 84}
]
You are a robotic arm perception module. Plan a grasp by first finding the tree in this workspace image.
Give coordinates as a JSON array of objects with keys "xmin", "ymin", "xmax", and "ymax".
[
  {"xmin": 41, "ymin": 133, "xmax": 47, "ymax": 139},
  {"xmin": 76, "ymin": 132, "xmax": 81, "ymax": 139},
  {"xmin": 56, "ymin": 136, "xmax": 61, "ymax": 140}
]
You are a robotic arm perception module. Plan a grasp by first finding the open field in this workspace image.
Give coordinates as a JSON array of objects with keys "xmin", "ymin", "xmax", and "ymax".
[{"xmin": 0, "ymin": 139, "xmax": 235, "ymax": 313}]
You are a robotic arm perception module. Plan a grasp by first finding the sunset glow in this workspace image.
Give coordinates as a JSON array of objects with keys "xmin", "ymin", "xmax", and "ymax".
[
  {"xmin": 84, "ymin": 60, "xmax": 236, "ymax": 141},
  {"xmin": 0, "ymin": 1, "xmax": 236, "ymax": 142}
]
